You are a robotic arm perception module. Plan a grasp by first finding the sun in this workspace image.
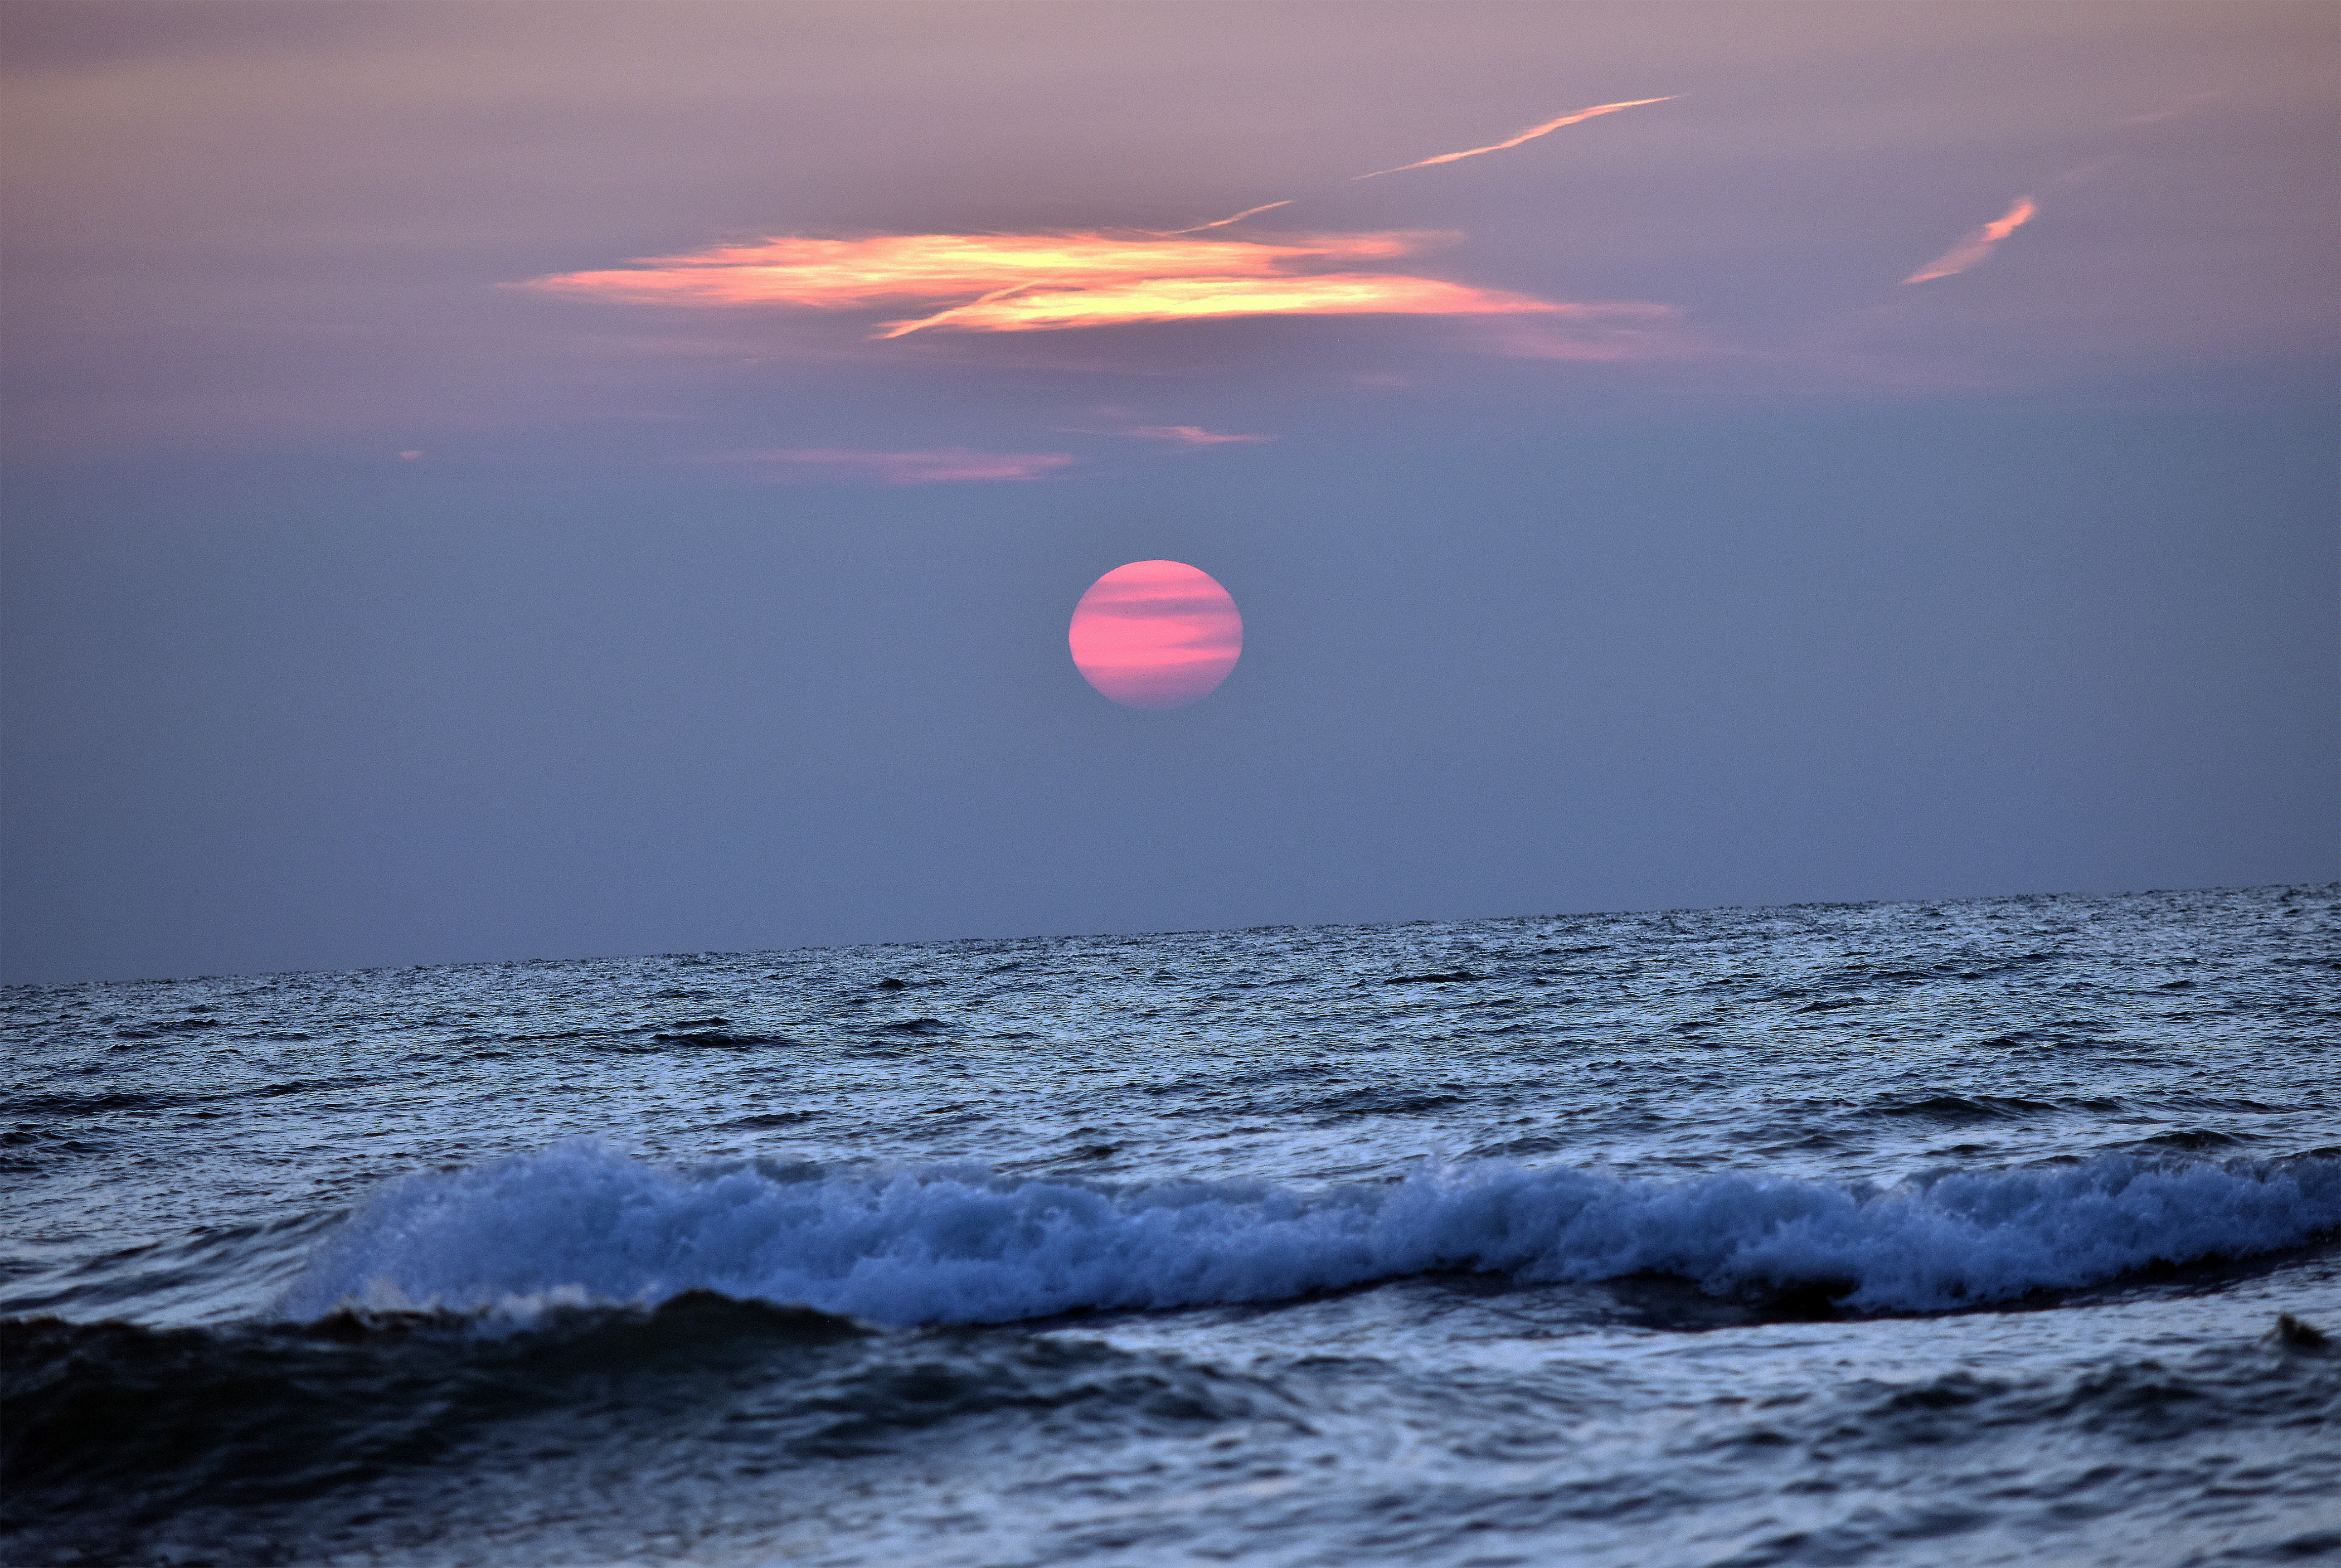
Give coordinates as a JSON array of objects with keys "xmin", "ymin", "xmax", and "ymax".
[{"xmin": 1067, "ymin": 561, "xmax": 1243, "ymax": 708}]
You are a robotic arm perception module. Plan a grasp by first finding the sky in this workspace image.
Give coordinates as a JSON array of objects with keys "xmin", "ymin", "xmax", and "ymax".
[{"xmin": 2, "ymin": 0, "xmax": 2334, "ymax": 986}]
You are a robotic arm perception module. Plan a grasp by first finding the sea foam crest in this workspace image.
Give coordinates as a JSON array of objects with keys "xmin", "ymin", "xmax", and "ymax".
[{"xmin": 276, "ymin": 1142, "xmax": 2341, "ymax": 1326}]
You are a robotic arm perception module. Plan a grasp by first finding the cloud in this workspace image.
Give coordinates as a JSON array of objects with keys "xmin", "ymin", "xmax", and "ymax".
[
  {"xmin": 2116, "ymin": 90, "xmax": 2222, "ymax": 127},
  {"xmin": 725, "ymin": 448, "xmax": 1076, "ymax": 483},
  {"xmin": 1352, "ymin": 96, "xmax": 1676, "ymax": 179},
  {"xmin": 876, "ymin": 272, "xmax": 1567, "ymax": 337},
  {"xmin": 1121, "ymin": 425, "xmax": 1273, "ymax": 446},
  {"xmin": 524, "ymin": 229, "xmax": 1608, "ymax": 339},
  {"xmin": 1902, "ymin": 197, "xmax": 2038, "ymax": 284},
  {"xmin": 1053, "ymin": 410, "xmax": 1275, "ymax": 446},
  {"xmin": 526, "ymin": 232, "xmax": 1415, "ymax": 310},
  {"xmin": 1166, "ymin": 201, "xmax": 1294, "ymax": 234},
  {"xmin": 1475, "ymin": 304, "xmax": 1692, "ymax": 362}
]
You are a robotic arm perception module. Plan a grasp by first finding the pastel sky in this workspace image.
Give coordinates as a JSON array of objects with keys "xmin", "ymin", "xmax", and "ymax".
[{"xmin": 3, "ymin": 2, "xmax": 2334, "ymax": 982}]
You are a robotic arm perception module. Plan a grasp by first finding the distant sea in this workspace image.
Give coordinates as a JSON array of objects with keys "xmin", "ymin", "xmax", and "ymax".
[{"xmin": 5, "ymin": 885, "xmax": 2338, "ymax": 1567}]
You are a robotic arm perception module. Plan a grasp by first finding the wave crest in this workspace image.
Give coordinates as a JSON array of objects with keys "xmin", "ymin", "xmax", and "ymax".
[{"xmin": 276, "ymin": 1143, "xmax": 2341, "ymax": 1326}]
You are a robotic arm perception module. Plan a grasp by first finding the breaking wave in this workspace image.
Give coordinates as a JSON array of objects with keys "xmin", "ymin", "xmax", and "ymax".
[{"xmin": 276, "ymin": 1141, "xmax": 2341, "ymax": 1326}]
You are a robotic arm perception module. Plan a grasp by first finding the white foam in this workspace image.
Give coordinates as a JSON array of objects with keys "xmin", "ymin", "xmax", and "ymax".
[{"xmin": 275, "ymin": 1142, "xmax": 2341, "ymax": 1326}]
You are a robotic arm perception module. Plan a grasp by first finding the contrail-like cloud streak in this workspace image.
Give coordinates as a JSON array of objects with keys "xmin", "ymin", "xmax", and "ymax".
[
  {"xmin": 1903, "ymin": 197, "xmax": 2038, "ymax": 284},
  {"xmin": 1167, "ymin": 201, "xmax": 1293, "ymax": 234},
  {"xmin": 726, "ymin": 448, "xmax": 1076, "ymax": 483},
  {"xmin": 1352, "ymin": 96, "xmax": 1675, "ymax": 179},
  {"xmin": 1124, "ymin": 425, "xmax": 1273, "ymax": 446}
]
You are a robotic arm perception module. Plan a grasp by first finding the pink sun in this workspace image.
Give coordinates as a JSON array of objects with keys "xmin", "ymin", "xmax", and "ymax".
[{"xmin": 1067, "ymin": 560, "xmax": 1243, "ymax": 708}]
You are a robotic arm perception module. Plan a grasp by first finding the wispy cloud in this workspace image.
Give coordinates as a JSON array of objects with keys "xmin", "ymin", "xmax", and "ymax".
[
  {"xmin": 1122, "ymin": 424, "xmax": 1273, "ymax": 446},
  {"xmin": 1166, "ymin": 201, "xmax": 1293, "ymax": 235},
  {"xmin": 1902, "ymin": 197, "xmax": 2038, "ymax": 284},
  {"xmin": 2117, "ymin": 90, "xmax": 2221, "ymax": 127},
  {"xmin": 726, "ymin": 448, "xmax": 1076, "ymax": 483},
  {"xmin": 525, "ymin": 230, "xmax": 1610, "ymax": 338},
  {"xmin": 1055, "ymin": 410, "xmax": 1276, "ymax": 446},
  {"xmin": 1352, "ymin": 96, "xmax": 1675, "ymax": 180},
  {"xmin": 1478, "ymin": 304, "xmax": 1694, "ymax": 362}
]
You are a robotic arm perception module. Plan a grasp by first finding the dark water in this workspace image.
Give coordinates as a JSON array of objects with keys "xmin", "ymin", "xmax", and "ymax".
[{"xmin": 4, "ymin": 885, "xmax": 2338, "ymax": 1566}]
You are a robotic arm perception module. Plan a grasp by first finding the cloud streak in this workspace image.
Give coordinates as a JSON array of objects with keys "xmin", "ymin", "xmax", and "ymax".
[
  {"xmin": 1057, "ymin": 412, "xmax": 1276, "ymax": 446},
  {"xmin": 1478, "ymin": 305, "xmax": 1693, "ymax": 362},
  {"xmin": 1352, "ymin": 96, "xmax": 1676, "ymax": 179},
  {"xmin": 1902, "ymin": 196, "xmax": 2037, "ymax": 284},
  {"xmin": 1167, "ymin": 201, "xmax": 1293, "ymax": 234},
  {"xmin": 725, "ymin": 448, "xmax": 1076, "ymax": 483},
  {"xmin": 1123, "ymin": 425, "xmax": 1273, "ymax": 446},
  {"xmin": 525, "ymin": 230, "xmax": 1631, "ymax": 339}
]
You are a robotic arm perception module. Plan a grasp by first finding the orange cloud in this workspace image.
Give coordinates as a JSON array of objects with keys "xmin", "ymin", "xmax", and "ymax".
[
  {"xmin": 1903, "ymin": 197, "xmax": 2038, "ymax": 284},
  {"xmin": 877, "ymin": 272, "xmax": 1565, "ymax": 337},
  {"xmin": 727, "ymin": 448, "xmax": 1075, "ymax": 483},
  {"xmin": 1353, "ymin": 96, "xmax": 1677, "ymax": 180},
  {"xmin": 525, "ymin": 232, "xmax": 1417, "ymax": 310},
  {"xmin": 523, "ymin": 229, "xmax": 1592, "ymax": 338}
]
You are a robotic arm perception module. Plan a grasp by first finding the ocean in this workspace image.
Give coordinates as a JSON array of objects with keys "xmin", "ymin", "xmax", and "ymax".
[{"xmin": 4, "ymin": 883, "xmax": 2337, "ymax": 1567}]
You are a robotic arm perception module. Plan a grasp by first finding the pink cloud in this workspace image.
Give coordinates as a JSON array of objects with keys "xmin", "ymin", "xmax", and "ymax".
[
  {"xmin": 1903, "ymin": 197, "xmax": 2038, "ymax": 284},
  {"xmin": 728, "ymin": 448, "xmax": 1076, "ymax": 483},
  {"xmin": 1353, "ymin": 96, "xmax": 1677, "ymax": 179},
  {"xmin": 1122, "ymin": 425, "xmax": 1274, "ymax": 446},
  {"xmin": 1165, "ymin": 201, "xmax": 1294, "ymax": 235}
]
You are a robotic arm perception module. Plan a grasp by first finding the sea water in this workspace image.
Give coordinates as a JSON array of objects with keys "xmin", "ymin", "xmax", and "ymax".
[{"xmin": 4, "ymin": 885, "xmax": 2337, "ymax": 1566}]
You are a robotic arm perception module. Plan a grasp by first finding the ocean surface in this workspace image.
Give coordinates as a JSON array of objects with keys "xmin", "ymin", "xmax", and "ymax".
[{"xmin": 4, "ymin": 884, "xmax": 2338, "ymax": 1567}]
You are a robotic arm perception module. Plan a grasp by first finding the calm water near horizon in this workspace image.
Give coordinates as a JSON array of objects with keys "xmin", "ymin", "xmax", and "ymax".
[{"xmin": 4, "ymin": 884, "xmax": 2338, "ymax": 1566}]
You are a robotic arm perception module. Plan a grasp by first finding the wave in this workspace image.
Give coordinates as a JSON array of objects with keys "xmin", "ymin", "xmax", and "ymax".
[
  {"xmin": 275, "ymin": 1142, "xmax": 2341, "ymax": 1327},
  {"xmin": 3, "ymin": 1292, "xmax": 1279, "ymax": 1559}
]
